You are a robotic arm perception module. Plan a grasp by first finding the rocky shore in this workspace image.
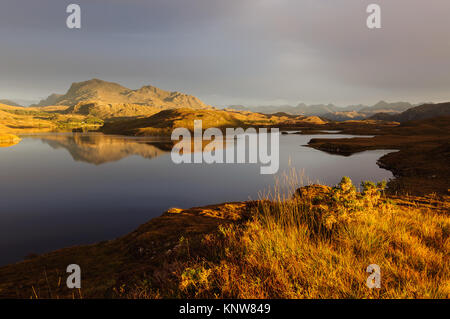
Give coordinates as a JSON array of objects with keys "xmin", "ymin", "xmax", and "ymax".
[{"xmin": 308, "ymin": 116, "xmax": 450, "ymax": 195}]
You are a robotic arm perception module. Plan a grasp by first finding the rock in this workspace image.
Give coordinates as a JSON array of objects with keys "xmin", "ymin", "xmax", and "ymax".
[
  {"xmin": 294, "ymin": 185, "xmax": 331, "ymax": 199},
  {"xmin": 166, "ymin": 208, "xmax": 184, "ymax": 214}
]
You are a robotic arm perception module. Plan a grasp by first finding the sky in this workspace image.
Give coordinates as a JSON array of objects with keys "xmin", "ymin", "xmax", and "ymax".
[{"xmin": 0, "ymin": 0, "xmax": 449, "ymax": 107}]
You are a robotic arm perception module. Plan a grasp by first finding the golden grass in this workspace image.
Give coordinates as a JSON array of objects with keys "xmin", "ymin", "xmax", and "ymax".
[
  {"xmin": 0, "ymin": 104, "xmax": 103, "ymax": 135},
  {"xmin": 127, "ymin": 171, "xmax": 449, "ymax": 299}
]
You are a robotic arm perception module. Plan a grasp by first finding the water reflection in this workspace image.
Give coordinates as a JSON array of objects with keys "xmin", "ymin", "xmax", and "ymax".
[
  {"xmin": 21, "ymin": 133, "xmax": 172, "ymax": 165},
  {"xmin": 0, "ymin": 140, "xmax": 20, "ymax": 148},
  {"xmin": 0, "ymin": 135, "xmax": 21, "ymax": 148},
  {"xmin": 0, "ymin": 132, "xmax": 394, "ymax": 266}
]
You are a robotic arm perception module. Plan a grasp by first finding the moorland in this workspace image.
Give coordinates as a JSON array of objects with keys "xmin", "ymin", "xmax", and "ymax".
[{"xmin": 0, "ymin": 79, "xmax": 448, "ymax": 298}]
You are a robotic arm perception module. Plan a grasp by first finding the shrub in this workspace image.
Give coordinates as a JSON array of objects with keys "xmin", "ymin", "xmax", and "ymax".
[{"xmin": 128, "ymin": 171, "xmax": 449, "ymax": 299}]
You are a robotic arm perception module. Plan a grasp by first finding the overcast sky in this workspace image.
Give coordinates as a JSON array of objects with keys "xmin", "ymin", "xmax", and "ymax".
[{"xmin": 0, "ymin": 0, "xmax": 449, "ymax": 106}]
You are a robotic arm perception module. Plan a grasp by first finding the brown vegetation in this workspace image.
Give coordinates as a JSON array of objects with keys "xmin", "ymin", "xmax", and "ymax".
[
  {"xmin": 308, "ymin": 116, "xmax": 450, "ymax": 195},
  {"xmin": 101, "ymin": 107, "xmax": 327, "ymax": 136},
  {"xmin": 0, "ymin": 103, "xmax": 103, "ymax": 134}
]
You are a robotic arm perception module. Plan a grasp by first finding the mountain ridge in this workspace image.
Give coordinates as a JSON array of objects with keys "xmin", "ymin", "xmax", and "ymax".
[
  {"xmin": 32, "ymin": 79, "xmax": 211, "ymax": 110},
  {"xmin": 0, "ymin": 99, "xmax": 23, "ymax": 107},
  {"xmin": 369, "ymin": 102, "xmax": 450, "ymax": 122},
  {"xmin": 230, "ymin": 101, "xmax": 418, "ymax": 119}
]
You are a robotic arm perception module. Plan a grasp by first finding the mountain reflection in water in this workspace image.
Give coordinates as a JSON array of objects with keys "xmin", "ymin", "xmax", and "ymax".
[
  {"xmin": 0, "ymin": 132, "xmax": 394, "ymax": 266},
  {"xmin": 22, "ymin": 133, "xmax": 172, "ymax": 165}
]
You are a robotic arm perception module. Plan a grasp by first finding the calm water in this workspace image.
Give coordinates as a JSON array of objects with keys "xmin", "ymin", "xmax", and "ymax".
[{"xmin": 0, "ymin": 132, "xmax": 393, "ymax": 265}]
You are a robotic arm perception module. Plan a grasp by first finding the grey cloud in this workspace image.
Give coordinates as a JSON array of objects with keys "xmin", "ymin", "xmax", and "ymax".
[{"xmin": 0, "ymin": 0, "xmax": 449, "ymax": 106}]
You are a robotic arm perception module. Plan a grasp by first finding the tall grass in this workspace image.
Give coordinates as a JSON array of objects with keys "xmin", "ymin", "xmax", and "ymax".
[{"xmin": 127, "ymin": 170, "xmax": 449, "ymax": 298}]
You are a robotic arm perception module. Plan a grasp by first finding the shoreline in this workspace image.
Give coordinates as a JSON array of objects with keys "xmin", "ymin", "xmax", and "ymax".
[
  {"xmin": 0, "ymin": 201, "xmax": 253, "ymax": 298},
  {"xmin": 307, "ymin": 117, "xmax": 450, "ymax": 195},
  {"xmin": 0, "ymin": 118, "xmax": 448, "ymax": 298},
  {"xmin": 0, "ymin": 187, "xmax": 447, "ymax": 298}
]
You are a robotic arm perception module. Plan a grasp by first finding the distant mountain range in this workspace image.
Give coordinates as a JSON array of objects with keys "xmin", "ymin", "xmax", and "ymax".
[
  {"xmin": 369, "ymin": 102, "xmax": 450, "ymax": 123},
  {"xmin": 230, "ymin": 103, "xmax": 338, "ymax": 115},
  {"xmin": 1, "ymin": 79, "xmax": 447, "ymax": 124},
  {"xmin": 230, "ymin": 101, "xmax": 420, "ymax": 121},
  {"xmin": 0, "ymin": 99, "xmax": 22, "ymax": 107}
]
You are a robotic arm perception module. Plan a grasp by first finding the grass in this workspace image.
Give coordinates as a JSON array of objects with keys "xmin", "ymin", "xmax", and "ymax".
[
  {"xmin": 1, "ymin": 107, "xmax": 104, "ymax": 128},
  {"xmin": 0, "ymin": 106, "xmax": 103, "ymax": 134},
  {"xmin": 125, "ymin": 170, "xmax": 449, "ymax": 298}
]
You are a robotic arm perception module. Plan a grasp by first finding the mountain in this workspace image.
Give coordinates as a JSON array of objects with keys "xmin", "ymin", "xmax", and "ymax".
[
  {"xmin": 231, "ymin": 101, "xmax": 416, "ymax": 119},
  {"xmin": 62, "ymin": 102, "xmax": 166, "ymax": 119},
  {"xmin": 322, "ymin": 102, "xmax": 416, "ymax": 121},
  {"xmin": 370, "ymin": 102, "xmax": 450, "ymax": 122},
  {"xmin": 33, "ymin": 79, "xmax": 211, "ymax": 109},
  {"xmin": 293, "ymin": 103, "xmax": 338, "ymax": 115},
  {"xmin": 0, "ymin": 99, "xmax": 22, "ymax": 107},
  {"xmin": 232, "ymin": 103, "xmax": 338, "ymax": 116},
  {"xmin": 359, "ymin": 101, "xmax": 413, "ymax": 114},
  {"xmin": 33, "ymin": 94, "xmax": 63, "ymax": 107}
]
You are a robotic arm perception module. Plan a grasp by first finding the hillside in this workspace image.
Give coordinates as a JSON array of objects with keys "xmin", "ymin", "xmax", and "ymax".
[
  {"xmin": 0, "ymin": 104, "xmax": 56, "ymax": 133},
  {"xmin": 0, "ymin": 98, "xmax": 327, "ymax": 135},
  {"xmin": 63, "ymin": 102, "xmax": 166, "ymax": 120},
  {"xmin": 370, "ymin": 102, "xmax": 450, "ymax": 122},
  {"xmin": 0, "ymin": 103, "xmax": 102, "ymax": 134},
  {"xmin": 33, "ymin": 79, "xmax": 211, "ymax": 109},
  {"xmin": 102, "ymin": 107, "xmax": 327, "ymax": 136}
]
